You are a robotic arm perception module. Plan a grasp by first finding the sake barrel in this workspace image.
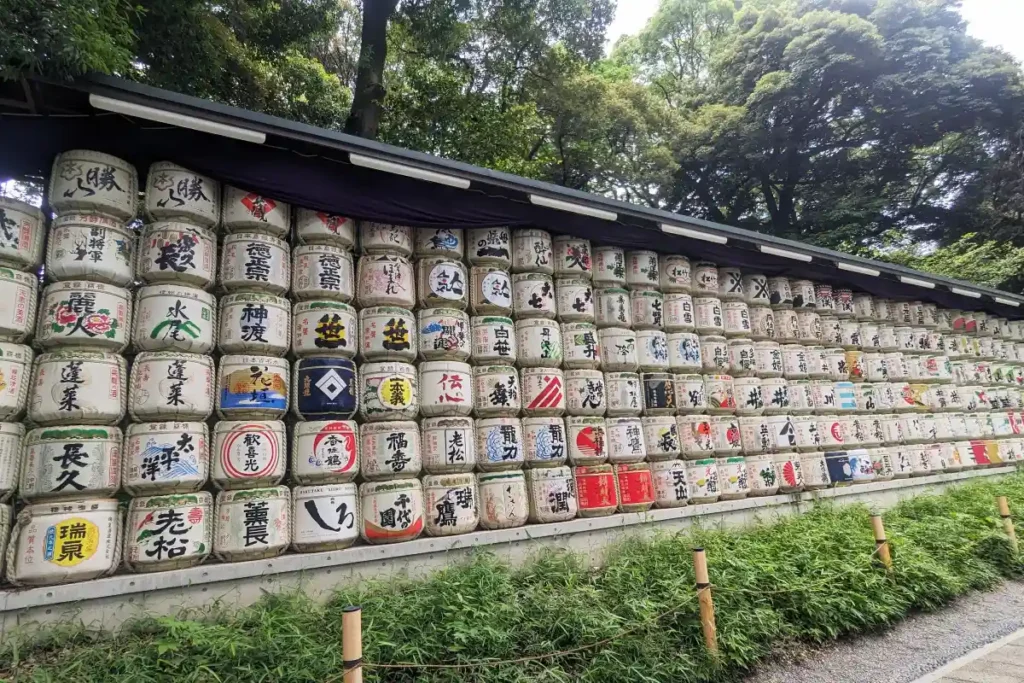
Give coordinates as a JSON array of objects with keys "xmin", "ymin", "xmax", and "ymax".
[
  {"xmin": 679, "ymin": 415, "xmax": 715, "ymax": 458},
  {"xmin": 606, "ymin": 417, "xmax": 646, "ymax": 463},
  {"xmin": 878, "ymin": 325, "xmax": 898, "ymax": 352},
  {"xmin": 37, "ymin": 281, "xmax": 131, "ymax": 352},
  {"xmin": 796, "ymin": 310, "xmax": 822, "ymax": 344},
  {"xmin": 716, "ymin": 266, "xmax": 742, "ymax": 301},
  {"xmin": 615, "ymin": 463, "xmax": 655, "ymax": 512},
  {"xmin": 360, "ymin": 222, "xmax": 414, "ymax": 256},
  {"xmin": 834, "ymin": 289, "xmax": 855, "ymax": 318},
  {"xmin": 470, "ymin": 266, "xmax": 513, "ymax": 316},
  {"xmin": 222, "ymin": 187, "xmax": 289, "ymax": 236},
  {"xmin": 800, "ymin": 451, "xmax": 830, "ymax": 489},
  {"xmin": 293, "ymin": 245, "xmax": 355, "ymax": 303},
  {"xmin": 824, "ymin": 451, "xmax": 853, "ymax": 485},
  {"xmin": 853, "ymin": 293, "xmax": 875, "ymax": 321},
  {"xmin": 776, "ymin": 309, "xmax": 800, "ymax": 343},
  {"xmin": 292, "ymin": 357, "xmax": 358, "ymax": 420},
  {"xmin": 20, "ymin": 426, "xmax": 121, "ymax": 501},
  {"xmin": 716, "ymin": 456, "xmax": 749, "ymax": 500},
  {"xmin": 874, "ymin": 299, "xmax": 892, "ymax": 324},
  {"xmin": 562, "ymin": 322, "xmax": 601, "ymax": 369},
  {"xmin": 356, "ymin": 253, "xmax": 415, "ymax": 309},
  {"xmin": 123, "ymin": 421, "xmax": 209, "ymax": 495},
  {"xmin": 5, "ymin": 498, "xmax": 121, "ymax": 586},
  {"xmin": 599, "ymin": 327, "xmax": 638, "ymax": 372},
  {"xmin": 28, "ymin": 350, "xmax": 126, "ymax": 426},
  {"xmin": 214, "ymin": 486, "xmax": 290, "ymax": 561},
  {"xmin": 565, "ymin": 369, "xmax": 605, "ymax": 416},
  {"xmin": 686, "ymin": 458, "xmax": 720, "ymax": 503},
  {"xmin": 294, "ymin": 209, "xmax": 356, "ymax": 249},
  {"xmin": 605, "ymin": 372, "xmax": 642, "ymax": 416},
  {"xmin": 596, "ymin": 287, "xmax": 632, "ymax": 328},
  {"xmin": 781, "ymin": 344, "xmax": 810, "ymax": 379},
  {"xmin": 136, "ymin": 222, "xmax": 217, "ymax": 289},
  {"xmin": 762, "ymin": 377, "xmax": 789, "ymax": 413},
  {"xmin": 701, "ymin": 335, "xmax": 730, "ymax": 373},
  {"xmin": 870, "ymin": 447, "xmax": 894, "ymax": 480},
  {"xmin": 552, "ymin": 235, "xmax": 593, "ymax": 279},
  {"xmin": 0, "ymin": 422, "xmax": 23, "ymax": 502},
  {"xmin": 292, "ymin": 301, "xmax": 357, "ymax": 358},
  {"xmin": 641, "ymin": 372, "xmax": 676, "ymax": 415},
  {"xmin": 521, "ymin": 367, "xmax": 566, "ymax": 416},
  {"xmin": 665, "ymin": 293, "xmax": 696, "ymax": 332},
  {"xmin": 774, "ymin": 452, "xmax": 804, "ymax": 492},
  {"xmin": 418, "ymin": 361, "xmax": 473, "ymax": 417},
  {"xmin": 661, "ymin": 255, "xmax": 692, "ymax": 293},
  {"xmin": 124, "ymin": 492, "xmax": 213, "ymax": 572},
  {"xmin": 511, "ymin": 229, "xmax": 553, "ymax": 274},
  {"xmin": 526, "ymin": 466, "xmax": 577, "ymax": 523},
  {"xmin": 651, "ymin": 460, "xmax": 689, "ymax": 508},
  {"xmin": 643, "ymin": 416, "xmax": 681, "ymax": 460},
  {"xmin": 812, "ymin": 379, "xmax": 837, "ymax": 413},
  {"xmin": 418, "ymin": 308, "xmax": 471, "ymax": 362},
  {"xmin": 768, "ymin": 277, "xmax": 793, "ymax": 309},
  {"xmin": 741, "ymin": 274, "xmax": 769, "ymax": 306},
  {"xmin": 0, "ymin": 268, "xmax": 37, "ymax": 343},
  {"xmin": 129, "ymin": 352, "xmax": 215, "ymax": 421},
  {"xmin": 789, "ymin": 380, "xmax": 814, "ymax": 415},
  {"xmin": 734, "ymin": 376, "xmax": 764, "ymax": 415},
  {"xmin": 211, "ymin": 420, "xmax": 286, "ymax": 489},
  {"xmin": 217, "ymin": 293, "xmax": 290, "ymax": 357},
  {"xmin": 739, "ymin": 416, "xmax": 772, "ymax": 455},
  {"xmin": 476, "ymin": 417, "xmax": 525, "ymax": 471},
  {"xmin": 478, "ymin": 471, "xmax": 529, "ymax": 529},
  {"xmin": 423, "ymin": 473, "xmax": 479, "ymax": 537},
  {"xmin": 566, "ymin": 416, "xmax": 607, "ymax": 465},
  {"xmin": 358, "ymin": 361, "xmax": 418, "ymax": 422},
  {"xmin": 791, "ymin": 280, "xmax": 817, "ymax": 309},
  {"xmin": 820, "ymin": 316, "xmax": 842, "ymax": 346},
  {"xmin": 910, "ymin": 301, "xmax": 927, "ymax": 328},
  {"xmin": 472, "ymin": 365, "xmax": 521, "ymax": 417},
  {"xmin": 694, "ymin": 296, "xmax": 724, "ymax": 335},
  {"xmin": 692, "ymin": 262, "xmax": 718, "ymax": 294},
  {"xmin": 219, "ymin": 232, "xmax": 290, "ymax": 295},
  {"xmin": 555, "ymin": 278, "xmax": 595, "ymax": 322},
  {"xmin": 360, "ymin": 306, "xmax": 417, "ymax": 362},
  {"xmin": 711, "ymin": 415, "xmax": 742, "ymax": 454},
  {"xmin": 729, "ymin": 338, "xmax": 757, "ymax": 377},
  {"xmin": 360, "ymin": 420, "xmax": 421, "ymax": 481},
  {"xmin": 814, "ymin": 284, "xmax": 835, "ymax": 313},
  {"xmin": 517, "ymin": 318, "xmax": 563, "ymax": 368},
  {"xmin": 0, "ymin": 197, "xmax": 44, "ymax": 270},
  {"xmin": 0, "ymin": 343, "xmax": 31, "ymax": 420},
  {"xmin": 512, "ymin": 272, "xmax": 556, "ymax": 320},
  {"xmin": 637, "ymin": 330, "xmax": 670, "ymax": 371},
  {"xmin": 414, "ymin": 228, "xmax": 464, "ymax": 260},
  {"xmin": 422, "ymin": 417, "xmax": 476, "ymax": 474},
  {"xmin": 631, "ymin": 289, "xmax": 665, "ymax": 330},
  {"xmin": 471, "ymin": 315, "xmax": 517, "ymax": 365},
  {"xmin": 50, "ymin": 150, "xmax": 137, "ymax": 220},
  {"xmin": 132, "ymin": 285, "xmax": 216, "ymax": 354},
  {"xmin": 723, "ymin": 301, "xmax": 751, "ymax": 338},
  {"xmin": 291, "ymin": 483, "xmax": 359, "ymax": 552},
  {"xmin": 467, "ymin": 227, "xmax": 512, "ymax": 267},
  {"xmin": 217, "ymin": 355, "xmax": 289, "ymax": 419},
  {"xmin": 523, "ymin": 417, "xmax": 569, "ymax": 467},
  {"xmin": 289, "ymin": 420, "xmax": 359, "ymax": 485},
  {"xmin": 675, "ymin": 373, "xmax": 708, "ymax": 414},
  {"xmin": 665, "ymin": 331, "xmax": 703, "ymax": 374},
  {"xmin": 593, "ymin": 246, "xmax": 626, "ymax": 287},
  {"xmin": 359, "ymin": 479, "xmax": 424, "ymax": 544},
  {"xmin": 625, "ymin": 250, "xmax": 659, "ymax": 289},
  {"xmin": 416, "ymin": 257, "xmax": 468, "ymax": 310},
  {"xmin": 574, "ymin": 464, "xmax": 618, "ymax": 516}
]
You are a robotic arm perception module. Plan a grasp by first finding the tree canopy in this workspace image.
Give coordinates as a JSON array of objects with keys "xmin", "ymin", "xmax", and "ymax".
[{"xmin": 3, "ymin": 0, "xmax": 1024, "ymax": 290}]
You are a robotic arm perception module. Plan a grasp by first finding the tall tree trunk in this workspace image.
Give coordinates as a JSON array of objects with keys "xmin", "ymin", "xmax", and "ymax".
[{"xmin": 344, "ymin": 0, "xmax": 400, "ymax": 139}]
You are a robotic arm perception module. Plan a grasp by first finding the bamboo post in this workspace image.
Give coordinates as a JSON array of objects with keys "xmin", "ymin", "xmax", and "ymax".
[
  {"xmin": 342, "ymin": 605, "xmax": 363, "ymax": 683},
  {"xmin": 692, "ymin": 548, "xmax": 718, "ymax": 655},
  {"xmin": 998, "ymin": 496, "xmax": 1019, "ymax": 554},
  {"xmin": 871, "ymin": 514, "xmax": 893, "ymax": 570}
]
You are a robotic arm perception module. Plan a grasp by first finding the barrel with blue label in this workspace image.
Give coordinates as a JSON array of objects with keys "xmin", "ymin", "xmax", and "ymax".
[
  {"xmin": 824, "ymin": 450, "xmax": 853, "ymax": 486},
  {"xmin": 641, "ymin": 372, "xmax": 676, "ymax": 416},
  {"xmin": 292, "ymin": 356, "xmax": 358, "ymax": 420}
]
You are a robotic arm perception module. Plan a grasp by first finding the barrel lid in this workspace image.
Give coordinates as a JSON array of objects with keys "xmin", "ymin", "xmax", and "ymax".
[
  {"xmin": 0, "ymin": 267, "xmax": 38, "ymax": 284},
  {"xmin": 220, "ymin": 354, "xmax": 289, "ymax": 368},
  {"xmin": 213, "ymin": 419, "xmax": 286, "ymax": 433},
  {"xmin": 421, "ymin": 416, "xmax": 474, "ymax": 428},
  {"xmin": 419, "ymin": 360, "xmax": 471, "ymax": 372},
  {"xmin": 294, "ymin": 243, "xmax": 352, "ymax": 256},
  {"xmin": 515, "ymin": 318, "xmax": 559, "ymax": 327},
  {"xmin": 417, "ymin": 307, "xmax": 469, "ymax": 318},
  {"xmin": 217, "ymin": 486, "xmax": 290, "ymax": 503},
  {"xmin": 130, "ymin": 491, "xmax": 213, "ymax": 510},
  {"xmin": 422, "ymin": 473, "xmax": 476, "ymax": 487},
  {"xmin": 37, "ymin": 349, "xmax": 123, "ymax": 362},
  {"xmin": 573, "ymin": 464, "xmax": 613, "ymax": 474},
  {"xmin": 359, "ymin": 479, "xmax": 422, "ymax": 494},
  {"xmin": 555, "ymin": 277, "xmax": 591, "ymax": 286},
  {"xmin": 359, "ymin": 419, "xmax": 418, "ymax": 432},
  {"xmin": 43, "ymin": 280, "xmax": 130, "ymax": 296},
  {"xmin": 566, "ymin": 416, "xmax": 604, "ymax": 425},
  {"xmin": 27, "ymin": 426, "xmax": 122, "ymax": 443},
  {"xmin": 565, "ymin": 369, "xmax": 602, "ymax": 378},
  {"xmin": 138, "ymin": 351, "xmax": 215, "ymax": 365},
  {"xmin": 223, "ymin": 231, "xmax": 289, "ymax": 248},
  {"xmin": 0, "ymin": 422, "xmax": 25, "ymax": 436},
  {"xmin": 360, "ymin": 306, "xmax": 414, "ymax": 316},
  {"xmin": 525, "ymin": 466, "xmax": 571, "ymax": 480},
  {"xmin": 52, "ymin": 213, "xmax": 126, "ymax": 231},
  {"xmin": 689, "ymin": 458, "xmax": 717, "ymax": 466},
  {"xmin": 220, "ymin": 292, "xmax": 290, "ymax": 306},
  {"xmin": 631, "ymin": 289, "xmax": 663, "ymax": 298},
  {"xmin": 142, "ymin": 220, "xmax": 217, "ymax": 239},
  {"xmin": 360, "ymin": 360, "xmax": 416, "ymax": 373},
  {"xmin": 137, "ymin": 284, "xmax": 216, "ymax": 304},
  {"xmin": 127, "ymin": 421, "xmax": 208, "ymax": 436},
  {"xmin": 24, "ymin": 498, "xmax": 120, "ymax": 514},
  {"xmin": 512, "ymin": 272, "xmax": 551, "ymax": 281},
  {"xmin": 294, "ymin": 300, "xmax": 356, "ymax": 314},
  {"xmin": 293, "ymin": 483, "xmax": 358, "ymax": 497},
  {"xmin": 477, "ymin": 471, "xmax": 526, "ymax": 483},
  {"xmin": 472, "ymin": 316, "xmax": 514, "ymax": 325},
  {"xmin": 0, "ymin": 196, "xmax": 43, "ymax": 220}
]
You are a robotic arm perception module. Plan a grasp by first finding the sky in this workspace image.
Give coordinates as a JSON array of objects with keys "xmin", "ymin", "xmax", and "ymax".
[{"xmin": 606, "ymin": 0, "xmax": 1024, "ymax": 63}]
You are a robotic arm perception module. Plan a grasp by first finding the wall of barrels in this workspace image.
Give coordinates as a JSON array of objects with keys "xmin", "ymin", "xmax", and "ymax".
[{"xmin": 0, "ymin": 149, "xmax": 1021, "ymax": 587}]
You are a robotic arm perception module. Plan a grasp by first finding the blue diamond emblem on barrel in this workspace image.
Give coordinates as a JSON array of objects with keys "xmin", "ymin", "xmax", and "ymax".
[{"xmin": 294, "ymin": 357, "xmax": 357, "ymax": 419}]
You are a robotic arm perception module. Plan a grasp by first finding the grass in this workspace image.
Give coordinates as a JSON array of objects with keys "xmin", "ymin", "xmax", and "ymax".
[{"xmin": 5, "ymin": 475, "xmax": 1024, "ymax": 682}]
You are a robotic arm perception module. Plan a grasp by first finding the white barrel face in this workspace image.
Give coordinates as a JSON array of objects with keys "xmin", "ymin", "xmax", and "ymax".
[
  {"xmin": 219, "ymin": 294, "xmax": 291, "ymax": 356},
  {"xmin": 37, "ymin": 281, "xmax": 132, "ymax": 353},
  {"xmin": 219, "ymin": 233, "xmax": 290, "ymax": 295},
  {"xmin": 222, "ymin": 186, "xmax": 290, "ymax": 237},
  {"xmin": 145, "ymin": 162, "xmax": 221, "ymax": 227},
  {"xmin": 133, "ymin": 285, "xmax": 216, "ymax": 354},
  {"xmin": 0, "ymin": 197, "xmax": 44, "ymax": 270},
  {"xmin": 292, "ymin": 483, "xmax": 360, "ymax": 551},
  {"xmin": 47, "ymin": 215, "xmax": 136, "ymax": 286},
  {"xmin": 0, "ymin": 268, "xmax": 37, "ymax": 343},
  {"xmin": 211, "ymin": 421, "xmax": 287, "ymax": 489},
  {"xmin": 136, "ymin": 222, "xmax": 218, "ymax": 289},
  {"xmin": 123, "ymin": 421, "xmax": 210, "ymax": 495},
  {"xmin": 50, "ymin": 150, "xmax": 138, "ymax": 220},
  {"xmin": 293, "ymin": 246, "xmax": 355, "ymax": 303},
  {"xmin": 29, "ymin": 352, "xmax": 126, "ymax": 426},
  {"xmin": 293, "ymin": 301, "xmax": 357, "ymax": 358},
  {"xmin": 129, "ymin": 353, "xmax": 215, "ymax": 421},
  {"xmin": 415, "ymin": 228, "xmax": 464, "ymax": 260},
  {"xmin": 295, "ymin": 209, "xmax": 356, "ymax": 249},
  {"xmin": 214, "ymin": 487, "xmax": 291, "ymax": 560},
  {"xmin": 125, "ymin": 492, "xmax": 214, "ymax": 571},
  {"xmin": 360, "ymin": 222, "xmax": 415, "ymax": 257}
]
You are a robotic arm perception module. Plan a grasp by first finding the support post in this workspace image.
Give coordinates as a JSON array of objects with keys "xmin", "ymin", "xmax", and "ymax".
[
  {"xmin": 998, "ymin": 496, "xmax": 1019, "ymax": 554},
  {"xmin": 692, "ymin": 548, "xmax": 718, "ymax": 655},
  {"xmin": 343, "ymin": 605, "xmax": 363, "ymax": 683},
  {"xmin": 871, "ymin": 514, "xmax": 892, "ymax": 570}
]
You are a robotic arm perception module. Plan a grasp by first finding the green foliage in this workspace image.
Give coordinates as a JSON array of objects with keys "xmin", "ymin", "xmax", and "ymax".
[
  {"xmin": 874, "ymin": 233, "xmax": 1024, "ymax": 293},
  {"xmin": 5, "ymin": 476, "xmax": 1024, "ymax": 682}
]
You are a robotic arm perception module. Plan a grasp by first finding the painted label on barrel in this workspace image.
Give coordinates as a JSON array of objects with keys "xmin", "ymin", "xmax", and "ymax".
[
  {"xmin": 220, "ymin": 364, "xmax": 287, "ymax": 412},
  {"xmin": 294, "ymin": 358, "xmax": 357, "ymax": 419}
]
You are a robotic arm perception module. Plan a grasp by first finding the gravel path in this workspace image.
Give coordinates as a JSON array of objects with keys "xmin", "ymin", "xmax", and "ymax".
[{"xmin": 744, "ymin": 581, "xmax": 1024, "ymax": 683}]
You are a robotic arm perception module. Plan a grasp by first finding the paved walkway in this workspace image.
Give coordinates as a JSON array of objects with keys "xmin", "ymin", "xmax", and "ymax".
[{"xmin": 913, "ymin": 628, "xmax": 1024, "ymax": 683}]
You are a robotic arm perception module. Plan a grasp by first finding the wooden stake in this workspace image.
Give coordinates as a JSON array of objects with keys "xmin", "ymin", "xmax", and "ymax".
[
  {"xmin": 342, "ymin": 605, "xmax": 363, "ymax": 683},
  {"xmin": 871, "ymin": 514, "xmax": 892, "ymax": 570},
  {"xmin": 998, "ymin": 496, "xmax": 1019, "ymax": 554},
  {"xmin": 692, "ymin": 548, "xmax": 718, "ymax": 655}
]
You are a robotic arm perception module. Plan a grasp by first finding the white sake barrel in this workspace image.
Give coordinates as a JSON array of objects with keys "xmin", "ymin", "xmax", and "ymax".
[
  {"xmin": 651, "ymin": 460, "xmax": 689, "ymax": 508},
  {"xmin": 711, "ymin": 416, "xmax": 742, "ymax": 455},
  {"xmin": 679, "ymin": 415, "xmax": 715, "ymax": 458},
  {"xmin": 123, "ymin": 421, "xmax": 209, "ymax": 495},
  {"xmin": 360, "ymin": 222, "xmax": 414, "ymax": 256},
  {"xmin": 517, "ymin": 318, "xmax": 562, "ymax": 368},
  {"xmin": 734, "ymin": 376, "xmax": 764, "ymax": 415},
  {"xmin": 674, "ymin": 373, "xmax": 707, "ymax": 414},
  {"xmin": 478, "ymin": 471, "xmax": 529, "ymax": 529},
  {"xmin": 746, "ymin": 453, "xmax": 779, "ymax": 496},
  {"xmin": 566, "ymin": 416, "xmax": 607, "ymax": 465},
  {"xmin": 860, "ymin": 323, "xmax": 881, "ymax": 350},
  {"xmin": 600, "ymin": 327, "xmax": 638, "ymax": 372},
  {"xmin": 723, "ymin": 301, "xmax": 751, "ymax": 338},
  {"xmin": 739, "ymin": 416, "xmax": 772, "ymax": 455},
  {"xmin": 728, "ymin": 338, "xmax": 756, "ymax": 377},
  {"xmin": 358, "ymin": 361, "xmax": 418, "ymax": 422},
  {"xmin": 717, "ymin": 267, "xmax": 743, "ymax": 301},
  {"xmin": 0, "ymin": 343, "xmax": 31, "ymax": 420},
  {"xmin": 422, "ymin": 417, "xmax": 476, "ymax": 474},
  {"xmin": 360, "ymin": 421, "xmax": 421, "ymax": 480},
  {"xmin": 0, "ymin": 422, "xmax": 23, "ymax": 502},
  {"xmin": 214, "ymin": 486, "xmax": 290, "ymax": 561},
  {"xmin": 626, "ymin": 251, "xmax": 659, "ymax": 289},
  {"xmin": 124, "ymin": 491, "xmax": 213, "ymax": 572},
  {"xmin": 291, "ymin": 483, "xmax": 359, "ymax": 552},
  {"xmin": 132, "ymin": 285, "xmax": 216, "ymax": 354},
  {"xmin": 50, "ymin": 150, "xmax": 137, "ymax": 219},
  {"xmin": 807, "ymin": 346, "xmax": 828, "ymax": 378},
  {"xmin": 636, "ymin": 330, "xmax": 670, "ymax": 371},
  {"xmin": 20, "ymin": 426, "xmax": 121, "ymax": 501},
  {"xmin": 360, "ymin": 306, "xmax": 416, "ymax": 362},
  {"xmin": 781, "ymin": 344, "xmax": 809, "ymax": 379},
  {"xmin": 767, "ymin": 277, "xmax": 792, "ymax": 309},
  {"xmin": 523, "ymin": 417, "xmax": 568, "ymax": 467},
  {"xmin": 294, "ymin": 209, "xmax": 356, "ymax": 249},
  {"xmin": 632, "ymin": 289, "xmax": 665, "ymax": 330},
  {"xmin": 593, "ymin": 246, "xmax": 626, "ymax": 287},
  {"xmin": 476, "ymin": 417, "xmax": 525, "ymax": 471},
  {"xmin": 218, "ymin": 293, "xmax": 290, "ymax": 356},
  {"xmin": 522, "ymin": 367, "xmax": 566, "ymax": 417},
  {"xmin": 419, "ymin": 361, "xmax": 473, "ymax": 417},
  {"xmin": 511, "ymin": 229, "xmax": 553, "ymax": 274},
  {"xmin": 472, "ymin": 365, "xmax": 520, "ymax": 417},
  {"xmin": 211, "ymin": 420, "xmax": 286, "ymax": 489},
  {"xmin": 767, "ymin": 414, "xmax": 798, "ymax": 452},
  {"xmin": 129, "ymin": 352, "xmax": 214, "ymax": 421},
  {"xmin": 701, "ymin": 335, "xmax": 730, "ymax": 373},
  {"xmin": 415, "ymin": 228, "xmax": 463, "ymax": 259},
  {"xmin": 853, "ymin": 293, "xmax": 875, "ymax": 321},
  {"xmin": 527, "ymin": 466, "xmax": 577, "ymax": 522},
  {"xmin": 423, "ymin": 473, "xmax": 479, "ymax": 537},
  {"xmin": 565, "ymin": 369, "xmax": 605, "ymax": 416},
  {"xmin": 875, "ymin": 299, "xmax": 892, "ymax": 324},
  {"xmin": 216, "ymin": 355, "xmax": 289, "ymax": 419},
  {"xmin": 29, "ymin": 350, "xmax": 126, "ymax": 426},
  {"xmin": 555, "ymin": 278, "xmax": 595, "ymax": 322},
  {"xmin": 664, "ymin": 292, "xmax": 695, "ymax": 332},
  {"xmin": 222, "ymin": 187, "xmax": 289, "ymax": 236},
  {"xmin": 814, "ymin": 284, "xmax": 834, "ymax": 313},
  {"xmin": 643, "ymin": 416, "xmax": 680, "ymax": 460},
  {"xmin": 291, "ymin": 420, "xmax": 359, "ymax": 484},
  {"xmin": 741, "ymin": 274, "xmax": 770, "ymax": 306},
  {"xmin": 136, "ymin": 222, "xmax": 217, "ymax": 289},
  {"xmin": 219, "ymin": 232, "xmax": 290, "ymax": 295},
  {"xmin": 0, "ymin": 268, "xmax": 37, "ymax": 343},
  {"xmin": 357, "ymin": 254, "xmax": 415, "ymax": 309},
  {"xmin": 37, "ymin": 281, "xmax": 131, "ymax": 352},
  {"xmin": 471, "ymin": 315, "xmax": 517, "ymax": 365},
  {"xmin": 694, "ymin": 296, "xmax": 724, "ymax": 335},
  {"xmin": 0, "ymin": 197, "xmax": 44, "ymax": 270},
  {"xmin": 417, "ymin": 308, "xmax": 470, "ymax": 361},
  {"xmin": 789, "ymin": 380, "xmax": 814, "ymax": 415},
  {"xmin": 800, "ymin": 451, "xmax": 830, "ymax": 488},
  {"xmin": 763, "ymin": 377, "xmax": 789, "ymax": 414},
  {"xmin": 911, "ymin": 301, "xmax": 927, "ymax": 328},
  {"xmin": 775, "ymin": 309, "xmax": 800, "ymax": 343},
  {"xmin": 668, "ymin": 332, "xmax": 703, "ymax": 372},
  {"xmin": 661, "ymin": 255, "xmax": 692, "ymax": 293},
  {"xmin": 796, "ymin": 310, "xmax": 821, "ymax": 344},
  {"xmin": 606, "ymin": 417, "xmax": 646, "ymax": 463},
  {"xmin": 292, "ymin": 301, "xmax": 357, "ymax": 358},
  {"xmin": 791, "ymin": 280, "xmax": 816, "ymax": 309},
  {"xmin": 595, "ymin": 287, "xmax": 632, "ymax": 328},
  {"xmin": 360, "ymin": 479, "xmax": 425, "ymax": 544},
  {"xmin": 562, "ymin": 322, "xmax": 601, "ymax": 369},
  {"xmin": 834, "ymin": 288, "xmax": 855, "ymax": 318},
  {"xmin": 512, "ymin": 272, "xmax": 556, "ymax": 319},
  {"xmin": 470, "ymin": 266, "xmax": 513, "ymax": 316},
  {"xmin": 552, "ymin": 235, "xmax": 593, "ymax": 280},
  {"xmin": 774, "ymin": 452, "xmax": 805, "ymax": 491},
  {"xmin": 293, "ymin": 245, "xmax": 355, "ymax": 302},
  {"xmin": 606, "ymin": 372, "xmax": 642, "ymax": 416},
  {"xmin": 6, "ymin": 498, "xmax": 121, "ymax": 586},
  {"xmin": 704, "ymin": 374, "xmax": 736, "ymax": 414},
  {"xmin": 691, "ymin": 262, "xmax": 717, "ymax": 294},
  {"xmin": 685, "ymin": 458, "xmax": 719, "ymax": 503},
  {"xmin": 467, "ymin": 227, "xmax": 512, "ymax": 267},
  {"xmin": 749, "ymin": 305, "xmax": 775, "ymax": 341}
]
